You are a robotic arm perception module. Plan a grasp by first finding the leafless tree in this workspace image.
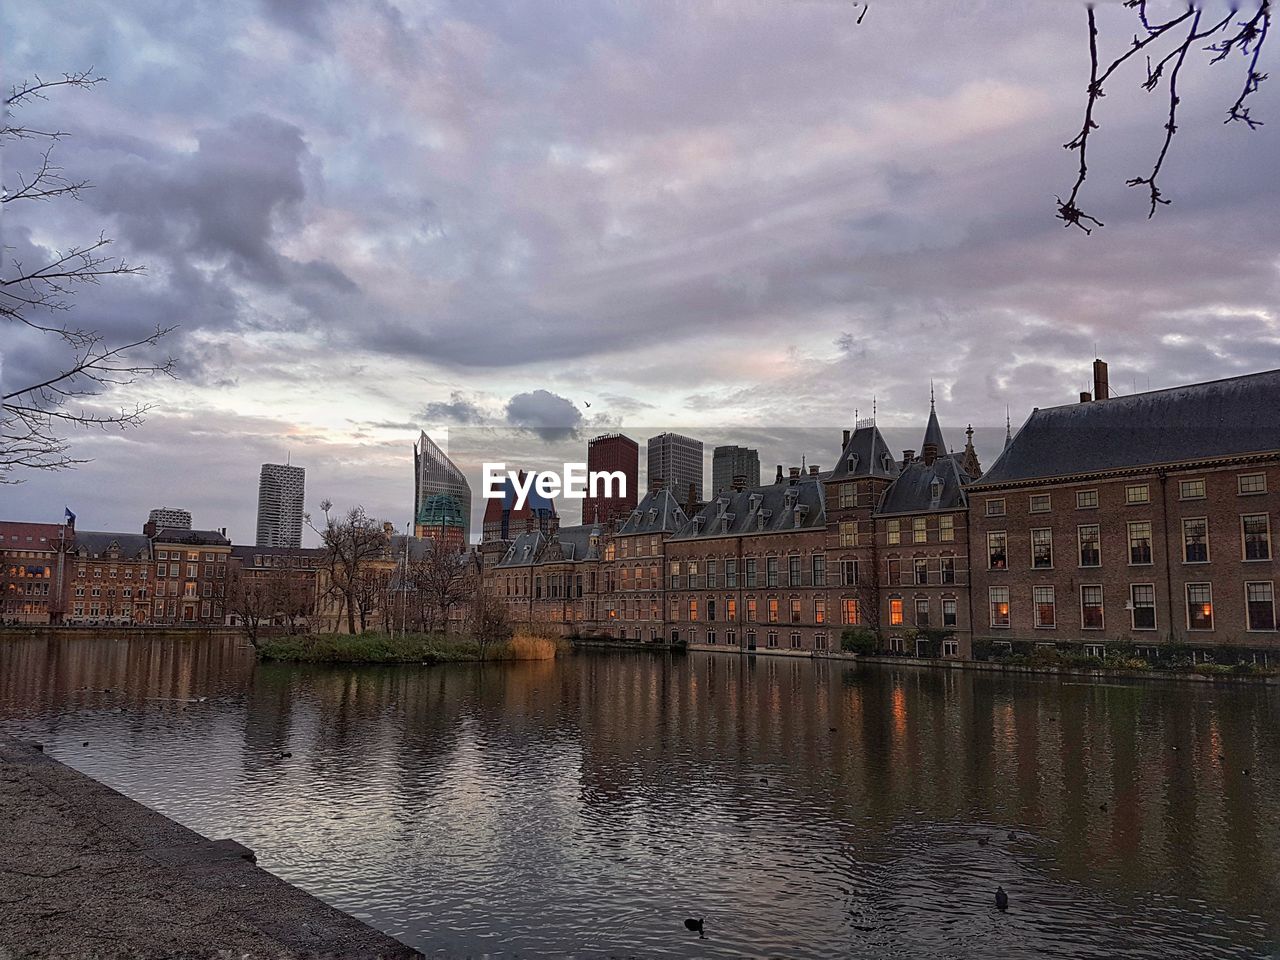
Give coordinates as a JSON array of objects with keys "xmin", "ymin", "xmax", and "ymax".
[
  {"xmin": 228, "ymin": 567, "xmax": 275, "ymax": 647},
  {"xmin": 467, "ymin": 577, "xmax": 512, "ymax": 659},
  {"xmin": 1059, "ymin": 1, "xmax": 1271, "ymax": 232},
  {"xmin": 416, "ymin": 545, "xmax": 470, "ymax": 634},
  {"xmin": 1, "ymin": 70, "xmax": 177, "ymax": 480},
  {"xmin": 314, "ymin": 501, "xmax": 388, "ymax": 635}
]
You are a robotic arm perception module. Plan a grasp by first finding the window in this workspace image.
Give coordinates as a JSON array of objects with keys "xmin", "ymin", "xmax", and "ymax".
[
  {"xmin": 747, "ymin": 598, "xmax": 758, "ymax": 621},
  {"xmin": 707, "ymin": 599, "xmax": 717, "ymax": 621},
  {"xmin": 886, "ymin": 520, "xmax": 900, "ymax": 545},
  {"xmin": 1179, "ymin": 479, "xmax": 1206, "ymax": 500},
  {"xmin": 1029, "ymin": 494, "xmax": 1051, "ymax": 513},
  {"xmin": 1130, "ymin": 584, "xmax": 1156, "ymax": 630},
  {"xmin": 788, "ymin": 555, "xmax": 801, "ymax": 587},
  {"xmin": 1076, "ymin": 489, "xmax": 1098, "ymax": 509},
  {"xmin": 1246, "ymin": 582, "xmax": 1275, "ymax": 631},
  {"xmin": 746, "ymin": 559, "xmax": 757, "ymax": 588},
  {"xmin": 1243, "ymin": 514, "xmax": 1271, "ymax": 561},
  {"xmin": 914, "ymin": 558, "xmax": 928, "ymax": 585},
  {"xmin": 814, "ymin": 597, "xmax": 826, "ymax": 624},
  {"xmin": 839, "ymin": 482, "xmax": 855, "ymax": 508},
  {"xmin": 1125, "ymin": 484, "xmax": 1150, "ymax": 505},
  {"xmin": 841, "ymin": 560, "xmax": 858, "ymax": 586},
  {"xmin": 1078, "ymin": 524, "xmax": 1101, "ymax": 567},
  {"xmin": 989, "ymin": 587, "xmax": 1010, "ymax": 627},
  {"xmin": 890, "ymin": 597, "xmax": 904, "ymax": 626},
  {"xmin": 940, "ymin": 515, "xmax": 954, "ymax": 542},
  {"xmin": 767, "ymin": 598, "xmax": 779, "ymax": 622},
  {"xmin": 1182, "ymin": 518, "xmax": 1209, "ymax": 563},
  {"xmin": 985, "ymin": 499, "xmax": 1006, "ymax": 517},
  {"xmin": 886, "ymin": 559, "xmax": 901, "ymax": 585},
  {"xmin": 790, "ymin": 632, "xmax": 802, "ymax": 649},
  {"xmin": 912, "ymin": 517, "xmax": 927, "ymax": 543},
  {"xmin": 706, "ymin": 560, "xmax": 717, "ymax": 589},
  {"xmin": 915, "ymin": 598, "xmax": 929, "ymax": 627},
  {"xmin": 1080, "ymin": 585, "xmax": 1104, "ymax": 630},
  {"xmin": 842, "ymin": 598, "xmax": 859, "ymax": 624},
  {"xmin": 1031, "ymin": 528, "xmax": 1053, "ymax": 568},
  {"xmin": 1128, "ymin": 521, "xmax": 1153, "ymax": 565},
  {"xmin": 815, "ymin": 633, "xmax": 828, "ymax": 652},
  {"xmin": 688, "ymin": 599, "xmax": 699, "ymax": 621},
  {"xmin": 728, "ymin": 597, "xmax": 737, "ymax": 621},
  {"xmin": 940, "ymin": 557, "xmax": 955, "ymax": 584},
  {"xmin": 839, "ymin": 522, "xmax": 857, "ymax": 547},
  {"xmin": 669, "ymin": 561, "xmax": 681, "ymax": 589},
  {"xmin": 790, "ymin": 598, "xmax": 802, "ymax": 623},
  {"xmin": 811, "ymin": 553, "xmax": 825, "ymax": 586},
  {"xmin": 726, "ymin": 559, "xmax": 738, "ymax": 588},
  {"xmin": 766, "ymin": 557, "xmax": 778, "ymax": 587},
  {"xmin": 1238, "ymin": 473, "xmax": 1267, "ymax": 495},
  {"xmin": 1034, "ymin": 586, "xmax": 1056, "ymax": 627},
  {"xmin": 942, "ymin": 598, "xmax": 957, "ymax": 627},
  {"xmin": 943, "ymin": 639, "xmax": 959, "ymax": 657},
  {"xmin": 1186, "ymin": 583, "xmax": 1214, "ymax": 630},
  {"xmin": 767, "ymin": 632, "xmax": 779, "ymax": 649},
  {"xmin": 988, "ymin": 531, "xmax": 1007, "ymax": 569}
]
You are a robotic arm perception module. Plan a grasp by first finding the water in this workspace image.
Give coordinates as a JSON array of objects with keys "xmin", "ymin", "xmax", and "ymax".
[{"xmin": 1, "ymin": 636, "xmax": 1277, "ymax": 959}]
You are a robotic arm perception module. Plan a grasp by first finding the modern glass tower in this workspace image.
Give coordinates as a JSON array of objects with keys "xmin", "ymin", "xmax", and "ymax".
[
  {"xmin": 256, "ymin": 463, "xmax": 305, "ymax": 548},
  {"xmin": 414, "ymin": 431, "xmax": 472, "ymax": 547}
]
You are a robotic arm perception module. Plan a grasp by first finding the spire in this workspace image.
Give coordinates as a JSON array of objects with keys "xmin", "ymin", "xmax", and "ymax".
[
  {"xmin": 960, "ymin": 423, "xmax": 983, "ymax": 480},
  {"xmin": 1004, "ymin": 406, "xmax": 1013, "ymax": 448},
  {"xmin": 929, "ymin": 379, "xmax": 935, "ymax": 409},
  {"xmin": 921, "ymin": 385, "xmax": 946, "ymax": 463}
]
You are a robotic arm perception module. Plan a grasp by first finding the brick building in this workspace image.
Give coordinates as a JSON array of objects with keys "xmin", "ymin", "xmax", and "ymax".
[
  {"xmin": 65, "ymin": 531, "xmax": 153, "ymax": 624},
  {"xmin": 149, "ymin": 527, "xmax": 232, "ymax": 625},
  {"xmin": 969, "ymin": 364, "xmax": 1280, "ymax": 662},
  {"xmin": 599, "ymin": 487, "xmax": 686, "ymax": 641},
  {"xmin": 0, "ymin": 521, "xmax": 70, "ymax": 624},
  {"xmin": 583, "ymin": 433, "xmax": 639, "ymax": 529}
]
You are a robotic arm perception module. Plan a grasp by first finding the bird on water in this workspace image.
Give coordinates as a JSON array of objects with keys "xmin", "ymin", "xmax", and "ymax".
[
  {"xmin": 995, "ymin": 887, "xmax": 1009, "ymax": 912},
  {"xmin": 684, "ymin": 917, "xmax": 705, "ymax": 937}
]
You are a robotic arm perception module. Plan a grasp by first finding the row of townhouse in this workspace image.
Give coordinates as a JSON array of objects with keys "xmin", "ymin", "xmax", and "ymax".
[{"xmin": 480, "ymin": 364, "xmax": 1280, "ymax": 663}]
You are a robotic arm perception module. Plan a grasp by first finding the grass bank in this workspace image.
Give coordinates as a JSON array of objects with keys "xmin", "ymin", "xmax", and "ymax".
[{"xmin": 254, "ymin": 631, "xmax": 564, "ymax": 664}]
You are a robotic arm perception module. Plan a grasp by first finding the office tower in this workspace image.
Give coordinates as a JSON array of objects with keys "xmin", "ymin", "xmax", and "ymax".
[
  {"xmin": 583, "ymin": 433, "xmax": 638, "ymax": 527},
  {"xmin": 256, "ymin": 463, "xmax": 306, "ymax": 548},
  {"xmin": 711, "ymin": 445, "xmax": 761, "ymax": 495},
  {"xmin": 647, "ymin": 432, "xmax": 704, "ymax": 506},
  {"xmin": 146, "ymin": 507, "xmax": 191, "ymax": 531},
  {"xmin": 414, "ymin": 431, "xmax": 472, "ymax": 548}
]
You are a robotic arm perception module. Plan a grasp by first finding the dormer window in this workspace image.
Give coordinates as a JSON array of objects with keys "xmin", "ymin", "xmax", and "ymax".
[
  {"xmin": 883, "ymin": 454, "xmax": 895, "ymax": 471},
  {"xmin": 847, "ymin": 454, "xmax": 859, "ymax": 472},
  {"xmin": 930, "ymin": 479, "xmax": 943, "ymax": 504}
]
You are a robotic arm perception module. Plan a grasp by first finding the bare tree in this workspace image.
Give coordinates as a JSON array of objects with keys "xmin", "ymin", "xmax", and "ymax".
[
  {"xmin": 228, "ymin": 567, "xmax": 274, "ymax": 647},
  {"xmin": 314, "ymin": 501, "xmax": 388, "ymax": 635},
  {"xmin": 2, "ymin": 70, "xmax": 177, "ymax": 480},
  {"xmin": 416, "ymin": 545, "xmax": 469, "ymax": 634},
  {"xmin": 1059, "ymin": 1, "xmax": 1271, "ymax": 232},
  {"xmin": 467, "ymin": 577, "xmax": 512, "ymax": 659}
]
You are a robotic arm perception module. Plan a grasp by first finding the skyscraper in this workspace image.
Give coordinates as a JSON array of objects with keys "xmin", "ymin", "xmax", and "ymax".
[
  {"xmin": 146, "ymin": 507, "xmax": 191, "ymax": 531},
  {"xmin": 256, "ymin": 463, "xmax": 305, "ymax": 548},
  {"xmin": 414, "ymin": 431, "xmax": 472, "ymax": 548},
  {"xmin": 711, "ymin": 445, "xmax": 761, "ymax": 496},
  {"xmin": 583, "ymin": 433, "xmax": 638, "ymax": 527},
  {"xmin": 646, "ymin": 432, "xmax": 703, "ymax": 507}
]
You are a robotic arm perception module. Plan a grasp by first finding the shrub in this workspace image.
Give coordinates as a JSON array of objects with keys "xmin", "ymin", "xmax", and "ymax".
[{"xmin": 841, "ymin": 628, "xmax": 879, "ymax": 655}]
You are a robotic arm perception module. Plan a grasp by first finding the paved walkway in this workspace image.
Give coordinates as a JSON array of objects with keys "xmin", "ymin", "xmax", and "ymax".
[{"xmin": 0, "ymin": 733, "xmax": 420, "ymax": 959}]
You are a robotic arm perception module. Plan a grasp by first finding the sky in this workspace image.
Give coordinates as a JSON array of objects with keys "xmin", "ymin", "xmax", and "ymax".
[{"xmin": 2, "ymin": 0, "xmax": 1278, "ymax": 543}]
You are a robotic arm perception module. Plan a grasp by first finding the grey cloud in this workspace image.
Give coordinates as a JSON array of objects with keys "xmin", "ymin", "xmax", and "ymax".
[
  {"xmin": 422, "ymin": 392, "xmax": 489, "ymax": 425},
  {"xmin": 505, "ymin": 389, "xmax": 584, "ymax": 442}
]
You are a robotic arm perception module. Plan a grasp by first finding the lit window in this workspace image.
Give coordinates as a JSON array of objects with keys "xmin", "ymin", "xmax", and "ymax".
[
  {"xmin": 789, "ymin": 598, "xmax": 801, "ymax": 623},
  {"xmin": 1179, "ymin": 479, "xmax": 1206, "ymax": 500},
  {"xmin": 842, "ymin": 598, "xmax": 859, "ymax": 624},
  {"xmin": 839, "ymin": 522, "xmax": 857, "ymax": 548},
  {"xmin": 1033, "ymin": 586, "xmax": 1055, "ymax": 628},
  {"xmin": 940, "ymin": 515, "xmax": 954, "ymax": 542},
  {"xmin": 767, "ymin": 598, "xmax": 779, "ymax": 622},
  {"xmin": 1076, "ymin": 489, "xmax": 1098, "ymax": 509},
  {"xmin": 1186, "ymin": 583, "xmax": 1213, "ymax": 630},
  {"xmin": 886, "ymin": 519, "xmax": 900, "ymax": 545},
  {"xmin": 989, "ymin": 587, "xmax": 1010, "ymax": 627},
  {"xmin": 814, "ymin": 597, "xmax": 825, "ymax": 624},
  {"xmin": 889, "ymin": 597, "xmax": 904, "ymax": 626},
  {"xmin": 912, "ymin": 517, "xmax": 927, "ymax": 543},
  {"xmin": 1081, "ymin": 585, "xmax": 1104, "ymax": 630}
]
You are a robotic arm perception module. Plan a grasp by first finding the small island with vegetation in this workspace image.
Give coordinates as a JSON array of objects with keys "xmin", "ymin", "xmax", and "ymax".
[{"xmin": 254, "ymin": 631, "xmax": 565, "ymax": 665}]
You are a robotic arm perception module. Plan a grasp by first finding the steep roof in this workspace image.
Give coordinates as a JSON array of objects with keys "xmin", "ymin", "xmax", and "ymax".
[
  {"xmin": 669, "ymin": 476, "xmax": 826, "ymax": 541},
  {"xmin": 974, "ymin": 368, "xmax": 1280, "ymax": 487},
  {"xmin": 876, "ymin": 455, "xmax": 970, "ymax": 516},
  {"xmin": 617, "ymin": 488, "xmax": 687, "ymax": 535},
  {"xmin": 922, "ymin": 405, "xmax": 947, "ymax": 454},
  {"xmin": 74, "ymin": 530, "xmax": 152, "ymax": 559},
  {"xmin": 542, "ymin": 524, "xmax": 598, "ymax": 562},
  {"xmin": 826, "ymin": 424, "xmax": 899, "ymax": 481},
  {"xmin": 496, "ymin": 530, "xmax": 546, "ymax": 568}
]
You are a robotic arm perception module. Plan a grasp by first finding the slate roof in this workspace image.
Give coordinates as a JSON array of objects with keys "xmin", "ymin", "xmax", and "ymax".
[
  {"xmin": 617, "ymin": 489, "xmax": 688, "ymax": 536},
  {"xmin": 826, "ymin": 424, "xmax": 900, "ymax": 481},
  {"xmin": 922, "ymin": 406, "xmax": 947, "ymax": 454},
  {"xmin": 74, "ymin": 530, "xmax": 151, "ymax": 560},
  {"xmin": 496, "ymin": 530, "xmax": 547, "ymax": 568},
  {"xmin": 876, "ymin": 455, "xmax": 970, "ymax": 516},
  {"xmin": 669, "ymin": 476, "xmax": 826, "ymax": 541},
  {"xmin": 973, "ymin": 369, "xmax": 1280, "ymax": 488},
  {"xmin": 153, "ymin": 527, "xmax": 231, "ymax": 546},
  {"xmin": 543, "ymin": 524, "xmax": 598, "ymax": 562}
]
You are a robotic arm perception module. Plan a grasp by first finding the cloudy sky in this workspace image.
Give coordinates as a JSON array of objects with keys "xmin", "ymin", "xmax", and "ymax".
[{"xmin": 3, "ymin": 0, "xmax": 1277, "ymax": 541}]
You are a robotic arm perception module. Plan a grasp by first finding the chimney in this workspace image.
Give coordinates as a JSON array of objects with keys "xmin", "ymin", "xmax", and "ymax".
[
  {"xmin": 732, "ymin": 475, "xmax": 747, "ymax": 492},
  {"xmin": 903, "ymin": 449, "xmax": 915, "ymax": 466},
  {"xmin": 548, "ymin": 515, "xmax": 560, "ymax": 536},
  {"xmin": 922, "ymin": 443, "xmax": 937, "ymax": 467},
  {"xmin": 788, "ymin": 466, "xmax": 801, "ymax": 485},
  {"xmin": 650, "ymin": 477, "xmax": 664, "ymax": 493},
  {"xmin": 775, "ymin": 464, "xmax": 784, "ymax": 484},
  {"xmin": 382, "ymin": 522, "xmax": 394, "ymax": 538},
  {"xmin": 525, "ymin": 514, "xmax": 537, "ymax": 533},
  {"xmin": 143, "ymin": 519, "xmax": 156, "ymax": 538},
  {"xmin": 842, "ymin": 428, "xmax": 851, "ymax": 447},
  {"xmin": 1080, "ymin": 391, "xmax": 1092, "ymax": 403},
  {"xmin": 809, "ymin": 465, "xmax": 820, "ymax": 477},
  {"xmin": 1093, "ymin": 358, "xmax": 1109, "ymax": 401}
]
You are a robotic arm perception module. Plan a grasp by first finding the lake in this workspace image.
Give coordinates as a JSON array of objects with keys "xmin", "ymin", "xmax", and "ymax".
[{"xmin": 1, "ymin": 636, "xmax": 1276, "ymax": 958}]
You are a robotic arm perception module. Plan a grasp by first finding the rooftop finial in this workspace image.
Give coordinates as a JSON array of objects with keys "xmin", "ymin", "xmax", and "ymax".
[
  {"xmin": 1005, "ymin": 406, "xmax": 1012, "ymax": 445},
  {"xmin": 930, "ymin": 380, "xmax": 935, "ymax": 409}
]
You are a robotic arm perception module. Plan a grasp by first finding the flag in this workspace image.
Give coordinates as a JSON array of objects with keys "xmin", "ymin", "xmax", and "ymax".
[{"xmin": 64, "ymin": 507, "xmax": 76, "ymax": 524}]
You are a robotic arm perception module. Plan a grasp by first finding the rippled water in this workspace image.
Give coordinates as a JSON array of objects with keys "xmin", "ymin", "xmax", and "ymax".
[{"xmin": 1, "ymin": 637, "xmax": 1278, "ymax": 958}]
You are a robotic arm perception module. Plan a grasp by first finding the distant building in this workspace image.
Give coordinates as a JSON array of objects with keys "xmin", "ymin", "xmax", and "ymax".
[
  {"xmin": 415, "ymin": 432, "xmax": 472, "ymax": 546},
  {"xmin": 416, "ymin": 493, "xmax": 468, "ymax": 553},
  {"xmin": 256, "ymin": 463, "xmax": 305, "ymax": 548},
  {"xmin": 481, "ymin": 470, "xmax": 558, "ymax": 542},
  {"xmin": 583, "ymin": 433, "xmax": 638, "ymax": 528},
  {"xmin": 647, "ymin": 432, "xmax": 703, "ymax": 509},
  {"xmin": 0, "ymin": 520, "xmax": 71, "ymax": 624},
  {"xmin": 148, "ymin": 527, "xmax": 232, "ymax": 625},
  {"xmin": 146, "ymin": 507, "xmax": 191, "ymax": 532},
  {"xmin": 712, "ymin": 445, "xmax": 760, "ymax": 496}
]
